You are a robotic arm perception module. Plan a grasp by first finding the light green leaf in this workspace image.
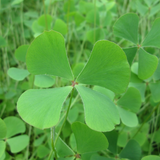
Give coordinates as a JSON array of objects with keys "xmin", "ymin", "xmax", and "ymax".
[
  {"xmin": 72, "ymin": 122, "xmax": 108, "ymax": 154},
  {"xmin": 53, "ymin": 19, "xmax": 67, "ymax": 35},
  {"xmin": 149, "ymin": 82, "xmax": 160, "ymax": 102},
  {"xmin": 86, "ymin": 28, "xmax": 105, "ymax": 44},
  {"xmin": 117, "ymin": 87, "xmax": 141, "ymax": 113},
  {"xmin": 123, "ymin": 47, "xmax": 137, "ymax": 66},
  {"xmin": 138, "ymin": 48, "xmax": 158, "ymax": 80},
  {"xmin": 76, "ymin": 40, "xmax": 130, "ymax": 94},
  {"xmin": 113, "ymin": 13, "xmax": 139, "ymax": 44},
  {"xmin": 4, "ymin": 116, "xmax": 25, "ymax": 138},
  {"xmin": 119, "ymin": 140, "xmax": 141, "ymax": 160},
  {"xmin": 142, "ymin": 18, "xmax": 160, "ymax": 48},
  {"xmin": 117, "ymin": 107, "xmax": 138, "ymax": 127},
  {"xmin": 153, "ymin": 59, "xmax": 160, "ymax": 80},
  {"xmin": 38, "ymin": 14, "xmax": 52, "ymax": 30},
  {"xmin": 17, "ymin": 86, "xmax": 72, "ymax": 129},
  {"xmin": 142, "ymin": 155, "xmax": 160, "ymax": 160},
  {"xmin": 14, "ymin": 45, "xmax": 29, "ymax": 62},
  {"xmin": 93, "ymin": 86, "xmax": 115, "ymax": 100},
  {"xmin": 75, "ymin": 85, "xmax": 120, "ymax": 132},
  {"xmin": 129, "ymin": 82, "xmax": 146, "ymax": 102},
  {"xmin": 7, "ymin": 135, "xmax": 29, "ymax": 153},
  {"xmin": 0, "ymin": 141, "xmax": 6, "ymax": 158},
  {"xmin": 34, "ymin": 75, "xmax": 55, "ymax": 88},
  {"xmin": 7, "ymin": 68, "xmax": 30, "ymax": 81},
  {"xmin": 37, "ymin": 145, "xmax": 50, "ymax": 158},
  {"xmin": 0, "ymin": 119, "xmax": 7, "ymax": 139},
  {"xmin": 26, "ymin": 31, "xmax": 74, "ymax": 80}
]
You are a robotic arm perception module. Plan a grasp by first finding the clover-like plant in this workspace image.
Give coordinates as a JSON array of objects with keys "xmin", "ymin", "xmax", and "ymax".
[
  {"xmin": 113, "ymin": 13, "xmax": 159, "ymax": 80},
  {"xmin": 17, "ymin": 30, "xmax": 130, "ymax": 133}
]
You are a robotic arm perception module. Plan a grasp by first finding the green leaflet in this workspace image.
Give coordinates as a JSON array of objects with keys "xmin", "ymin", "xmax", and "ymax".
[
  {"xmin": 117, "ymin": 107, "xmax": 138, "ymax": 127},
  {"xmin": 4, "ymin": 116, "xmax": 26, "ymax": 138},
  {"xmin": 7, "ymin": 68, "xmax": 30, "ymax": 81},
  {"xmin": 119, "ymin": 140, "xmax": 141, "ymax": 160},
  {"xmin": 117, "ymin": 87, "xmax": 141, "ymax": 113},
  {"xmin": 34, "ymin": 75, "xmax": 55, "ymax": 88},
  {"xmin": 113, "ymin": 13, "xmax": 139, "ymax": 44},
  {"xmin": 17, "ymin": 86, "xmax": 72, "ymax": 129},
  {"xmin": 14, "ymin": 45, "xmax": 29, "ymax": 62},
  {"xmin": 138, "ymin": 48, "xmax": 158, "ymax": 80},
  {"xmin": 76, "ymin": 40, "xmax": 130, "ymax": 94},
  {"xmin": 26, "ymin": 31, "xmax": 74, "ymax": 80},
  {"xmin": 75, "ymin": 85, "xmax": 120, "ymax": 132},
  {"xmin": 142, "ymin": 18, "xmax": 160, "ymax": 48},
  {"xmin": 123, "ymin": 47, "xmax": 137, "ymax": 66},
  {"xmin": 72, "ymin": 122, "xmax": 108, "ymax": 154},
  {"xmin": 7, "ymin": 135, "xmax": 29, "ymax": 153},
  {"xmin": 53, "ymin": 19, "xmax": 67, "ymax": 35},
  {"xmin": 0, "ymin": 141, "xmax": 5, "ymax": 158}
]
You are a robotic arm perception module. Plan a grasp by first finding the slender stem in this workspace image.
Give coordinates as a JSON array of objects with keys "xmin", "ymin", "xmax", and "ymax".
[
  {"xmin": 132, "ymin": 103, "xmax": 160, "ymax": 138},
  {"xmin": 43, "ymin": 0, "xmax": 48, "ymax": 31},
  {"xmin": 54, "ymin": 87, "xmax": 74, "ymax": 146},
  {"xmin": 26, "ymin": 125, "xmax": 32, "ymax": 160},
  {"xmin": 51, "ymin": 127, "xmax": 57, "ymax": 159},
  {"xmin": 93, "ymin": 0, "xmax": 96, "ymax": 44},
  {"xmin": 149, "ymin": 106, "xmax": 160, "ymax": 154}
]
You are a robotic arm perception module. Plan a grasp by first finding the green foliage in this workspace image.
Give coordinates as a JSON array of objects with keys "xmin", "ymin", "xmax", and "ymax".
[{"xmin": 1, "ymin": 1, "xmax": 160, "ymax": 159}]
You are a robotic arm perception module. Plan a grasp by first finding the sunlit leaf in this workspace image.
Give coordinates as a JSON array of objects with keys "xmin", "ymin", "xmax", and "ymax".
[
  {"xmin": 7, "ymin": 68, "xmax": 30, "ymax": 81},
  {"xmin": 76, "ymin": 40, "xmax": 130, "ymax": 94},
  {"xmin": 7, "ymin": 135, "xmax": 29, "ymax": 153},
  {"xmin": 75, "ymin": 85, "xmax": 120, "ymax": 132},
  {"xmin": 4, "ymin": 116, "xmax": 25, "ymax": 138},
  {"xmin": 117, "ymin": 107, "xmax": 138, "ymax": 127},
  {"xmin": 26, "ymin": 31, "xmax": 74, "ymax": 80},
  {"xmin": 14, "ymin": 45, "xmax": 29, "ymax": 62},
  {"xmin": 17, "ymin": 86, "xmax": 72, "ymax": 129},
  {"xmin": 34, "ymin": 75, "xmax": 55, "ymax": 88},
  {"xmin": 0, "ymin": 141, "xmax": 5, "ymax": 158}
]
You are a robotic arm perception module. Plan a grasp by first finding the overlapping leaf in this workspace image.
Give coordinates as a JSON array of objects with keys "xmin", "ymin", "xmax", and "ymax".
[
  {"xmin": 76, "ymin": 85, "xmax": 120, "ymax": 132},
  {"xmin": 76, "ymin": 40, "xmax": 130, "ymax": 94},
  {"xmin": 72, "ymin": 122, "xmax": 108, "ymax": 154},
  {"xmin": 26, "ymin": 31, "xmax": 74, "ymax": 80},
  {"xmin": 17, "ymin": 87, "xmax": 72, "ymax": 129},
  {"xmin": 113, "ymin": 13, "xmax": 139, "ymax": 44}
]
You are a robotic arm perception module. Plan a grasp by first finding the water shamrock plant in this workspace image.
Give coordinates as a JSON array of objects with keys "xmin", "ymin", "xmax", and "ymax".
[{"xmin": 17, "ymin": 30, "xmax": 130, "ymax": 133}]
